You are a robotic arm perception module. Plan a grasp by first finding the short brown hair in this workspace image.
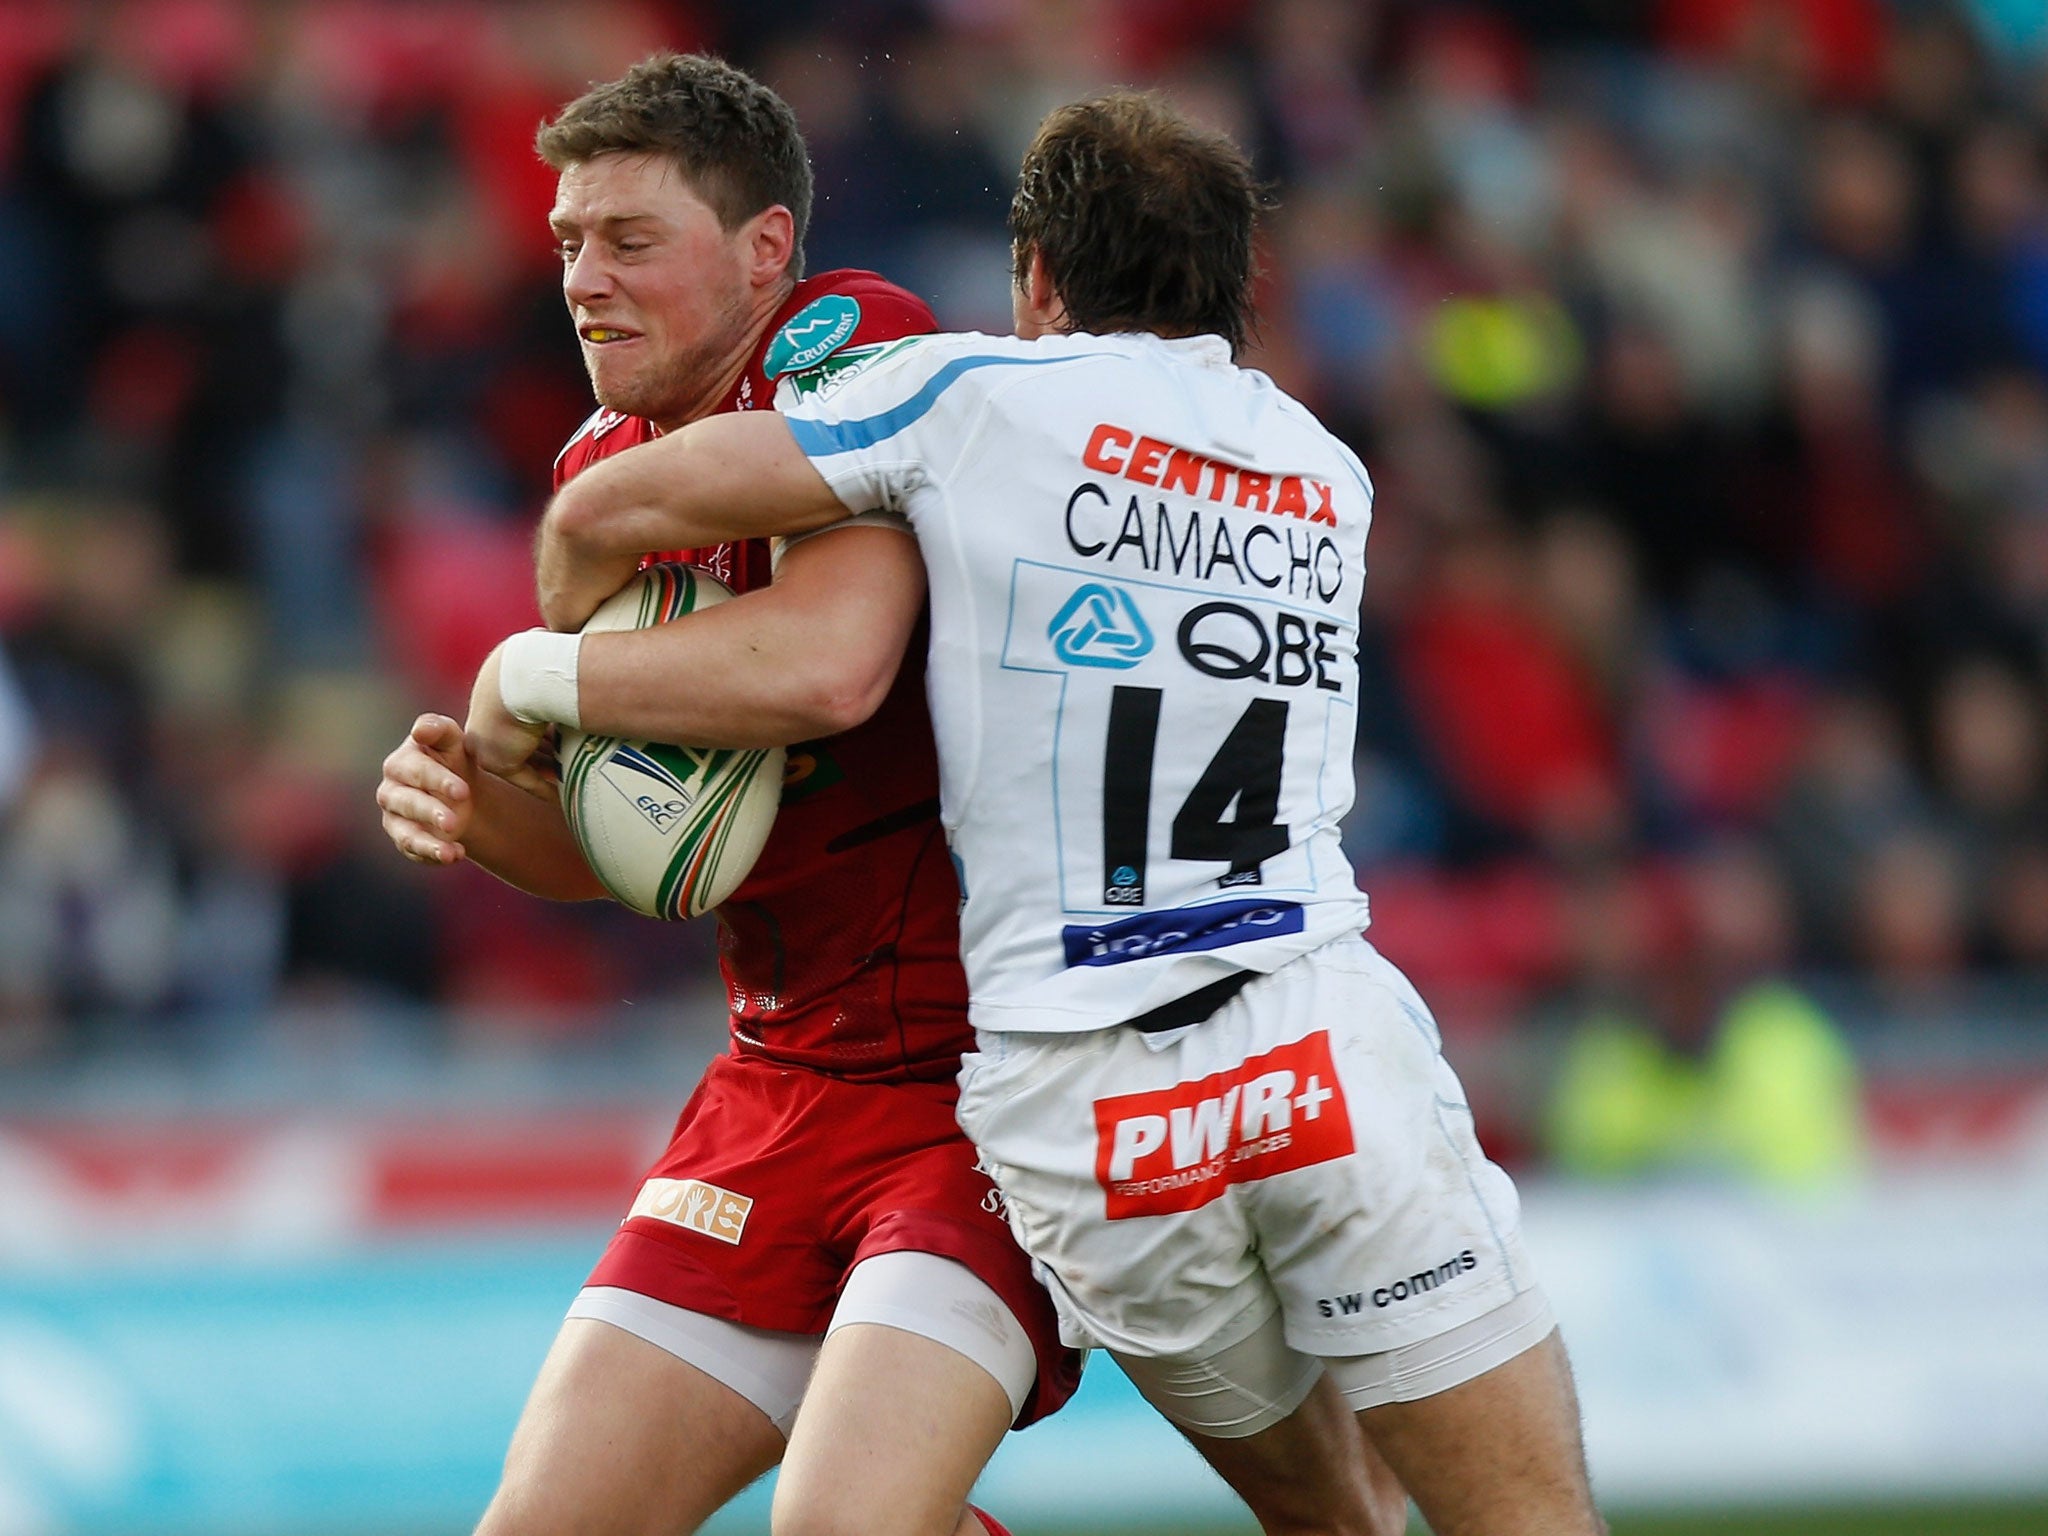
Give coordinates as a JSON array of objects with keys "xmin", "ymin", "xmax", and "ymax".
[
  {"xmin": 1010, "ymin": 91, "xmax": 1261, "ymax": 354},
  {"xmin": 536, "ymin": 53, "xmax": 813, "ymax": 279}
]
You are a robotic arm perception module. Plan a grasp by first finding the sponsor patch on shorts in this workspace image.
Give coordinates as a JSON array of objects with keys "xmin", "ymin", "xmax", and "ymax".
[
  {"xmin": 1092, "ymin": 1031, "xmax": 1353, "ymax": 1219},
  {"xmin": 1317, "ymin": 1250, "xmax": 1479, "ymax": 1317},
  {"xmin": 628, "ymin": 1176, "xmax": 755, "ymax": 1245}
]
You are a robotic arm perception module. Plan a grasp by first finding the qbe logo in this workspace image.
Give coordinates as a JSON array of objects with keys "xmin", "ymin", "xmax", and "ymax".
[
  {"xmin": 1092, "ymin": 1031, "xmax": 1353, "ymax": 1219},
  {"xmin": 1048, "ymin": 583, "xmax": 1153, "ymax": 668}
]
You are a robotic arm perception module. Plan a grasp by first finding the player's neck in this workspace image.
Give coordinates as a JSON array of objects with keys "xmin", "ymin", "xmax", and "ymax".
[{"xmin": 652, "ymin": 278, "xmax": 798, "ymax": 432}]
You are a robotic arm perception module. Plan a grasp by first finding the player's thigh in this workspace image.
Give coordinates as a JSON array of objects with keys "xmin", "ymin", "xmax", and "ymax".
[
  {"xmin": 773, "ymin": 1252, "xmax": 1026, "ymax": 1536},
  {"xmin": 478, "ymin": 1316, "xmax": 785, "ymax": 1536},
  {"xmin": 773, "ymin": 1330, "xmax": 1012, "ymax": 1536},
  {"xmin": 1353, "ymin": 1328, "xmax": 1603, "ymax": 1536},
  {"xmin": 1110, "ymin": 1306, "xmax": 1407, "ymax": 1536},
  {"xmin": 1179, "ymin": 1374, "xmax": 1410, "ymax": 1536}
]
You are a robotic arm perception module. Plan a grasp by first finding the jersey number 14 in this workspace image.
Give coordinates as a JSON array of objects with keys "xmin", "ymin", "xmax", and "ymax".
[{"xmin": 1101, "ymin": 685, "xmax": 1289, "ymax": 907}]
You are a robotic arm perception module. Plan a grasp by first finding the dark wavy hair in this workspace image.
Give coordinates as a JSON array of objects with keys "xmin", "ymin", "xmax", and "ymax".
[{"xmin": 1009, "ymin": 91, "xmax": 1263, "ymax": 354}]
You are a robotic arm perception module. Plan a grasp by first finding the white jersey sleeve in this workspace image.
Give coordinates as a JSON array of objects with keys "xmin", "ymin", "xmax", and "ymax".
[{"xmin": 780, "ymin": 330, "xmax": 1375, "ymax": 1034}]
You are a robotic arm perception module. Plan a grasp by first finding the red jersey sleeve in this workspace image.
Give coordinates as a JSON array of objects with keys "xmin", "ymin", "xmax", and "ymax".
[{"xmin": 829, "ymin": 274, "xmax": 937, "ymax": 350}]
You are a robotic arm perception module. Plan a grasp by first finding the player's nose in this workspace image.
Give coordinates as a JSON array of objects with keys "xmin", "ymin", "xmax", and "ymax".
[{"xmin": 562, "ymin": 245, "xmax": 613, "ymax": 306}]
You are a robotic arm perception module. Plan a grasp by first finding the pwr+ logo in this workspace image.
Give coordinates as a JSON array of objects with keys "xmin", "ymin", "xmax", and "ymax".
[{"xmin": 1093, "ymin": 1032, "xmax": 1353, "ymax": 1219}]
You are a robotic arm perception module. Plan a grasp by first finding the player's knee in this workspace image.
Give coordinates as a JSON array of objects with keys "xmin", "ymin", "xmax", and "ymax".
[
  {"xmin": 770, "ymin": 1506, "xmax": 880, "ymax": 1536},
  {"xmin": 1238, "ymin": 1489, "xmax": 1388, "ymax": 1536},
  {"xmin": 771, "ymin": 1495, "xmax": 962, "ymax": 1536},
  {"xmin": 1250, "ymin": 1508, "xmax": 1381, "ymax": 1536},
  {"xmin": 472, "ymin": 1482, "xmax": 549, "ymax": 1536},
  {"xmin": 1232, "ymin": 1432, "xmax": 1405, "ymax": 1536},
  {"xmin": 1361, "ymin": 1476, "xmax": 1413, "ymax": 1536},
  {"xmin": 1218, "ymin": 1459, "xmax": 1390, "ymax": 1536},
  {"xmin": 473, "ymin": 1473, "xmax": 646, "ymax": 1536}
]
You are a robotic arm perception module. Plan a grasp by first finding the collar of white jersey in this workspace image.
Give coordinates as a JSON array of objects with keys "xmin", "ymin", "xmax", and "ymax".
[{"xmin": 1125, "ymin": 331, "xmax": 1233, "ymax": 367}]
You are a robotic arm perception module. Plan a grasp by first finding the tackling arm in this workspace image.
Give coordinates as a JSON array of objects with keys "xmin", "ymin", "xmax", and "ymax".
[
  {"xmin": 538, "ymin": 411, "xmax": 853, "ymax": 631},
  {"xmin": 576, "ymin": 526, "xmax": 926, "ymax": 748},
  {"xmin": 469, "ymin": 524, "xmax": 926, "ymax": 782}
]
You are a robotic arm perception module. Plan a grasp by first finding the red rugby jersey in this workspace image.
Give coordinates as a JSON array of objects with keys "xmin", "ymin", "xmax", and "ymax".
[{"xmin": 553, "ymin": 272, "xmax": 973, "ymax": 1083}]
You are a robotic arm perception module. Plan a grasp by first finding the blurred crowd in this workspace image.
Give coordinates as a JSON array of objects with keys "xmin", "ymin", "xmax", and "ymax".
[{"xmin": 2, "ymin": 0, "xmax": 2047, "ymax": 1141}]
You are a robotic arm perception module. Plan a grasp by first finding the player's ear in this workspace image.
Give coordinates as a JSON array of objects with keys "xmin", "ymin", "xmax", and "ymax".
[
  {"xmin": 744, "ymin": 204, "xmax": 797, "ymax": 288},
  {"xmin": 1014, "ymin": 244, "xmax": 1068, "ymax": 337}
]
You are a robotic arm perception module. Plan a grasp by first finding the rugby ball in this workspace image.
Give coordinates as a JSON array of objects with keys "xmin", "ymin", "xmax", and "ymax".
[{"xmin": 556, "ymin": 563, "xmax": 784, "ymax": 920}]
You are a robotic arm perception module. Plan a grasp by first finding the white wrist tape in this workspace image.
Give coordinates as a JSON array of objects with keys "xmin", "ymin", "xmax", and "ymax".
[{"xmin": 499, "ymin": 628, "xmax": 584, "ymax": 730}]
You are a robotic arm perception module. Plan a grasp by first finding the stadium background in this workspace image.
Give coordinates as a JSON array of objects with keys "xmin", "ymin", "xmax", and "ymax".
[{"xmin": 2, "ymin": 0, "xmax": 2046, "ymax": 1531}]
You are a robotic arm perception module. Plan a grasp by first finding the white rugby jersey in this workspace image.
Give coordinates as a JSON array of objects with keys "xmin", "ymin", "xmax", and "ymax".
[{"xmin": 777, "ymin": 330, "xmax": 1374, "ymax": 1032}]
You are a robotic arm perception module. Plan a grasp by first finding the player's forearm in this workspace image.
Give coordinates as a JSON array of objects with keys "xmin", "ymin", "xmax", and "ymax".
[
  {"xmin": 569, "ymin": 526, "xmax": 922, "ymax": 748},
  {"xmin": 577, "ymin": 618, "xmax": 890, "ymax": 749},
  {"xmin": 460, "ymin": 769, "xmax": 608, "ymax": 901},
  {"xmin": 536, "ymin": 460, "xmax": 667, "ymax": 634},
  {"xmin": 538, "ymin": 413, "xmax": 855, "ymax": 630}
]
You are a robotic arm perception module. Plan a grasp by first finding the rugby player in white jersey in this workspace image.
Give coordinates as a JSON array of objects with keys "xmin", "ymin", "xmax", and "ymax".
[{"xmin": 485, "ymin": 92, "xmax": 1605, "ymax": 1536}]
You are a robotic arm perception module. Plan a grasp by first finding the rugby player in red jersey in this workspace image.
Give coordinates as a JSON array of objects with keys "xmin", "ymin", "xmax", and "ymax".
[{"xmin": 375, "ymin": 54, "xmax": 1071, "ymax": 1536}]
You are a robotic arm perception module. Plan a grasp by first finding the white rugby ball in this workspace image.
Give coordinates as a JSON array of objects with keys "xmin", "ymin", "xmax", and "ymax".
[{"xmin": 556, "ymin": 563, "xmax": 784, "ymax": 920}]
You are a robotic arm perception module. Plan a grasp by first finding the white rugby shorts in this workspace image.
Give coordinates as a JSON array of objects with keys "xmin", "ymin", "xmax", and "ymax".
[{"xmin": 955, "ymin": 935, "xmax": 1539, "ymax": 1360}]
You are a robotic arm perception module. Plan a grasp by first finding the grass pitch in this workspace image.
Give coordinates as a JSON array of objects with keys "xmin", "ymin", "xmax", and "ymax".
[
  {"xmin": 1606, "ymin": 1504, "xmax": 2048, "ymax": 1536},
  {"xmin": 1042, "ymin": 1504, "xmax": 2048, "ymax": 1536}
]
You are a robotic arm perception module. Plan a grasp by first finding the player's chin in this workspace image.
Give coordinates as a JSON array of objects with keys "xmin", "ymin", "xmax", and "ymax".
[{"xmin": 587, "ymin": 357, "xmax": 658, "ymax": 417}]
